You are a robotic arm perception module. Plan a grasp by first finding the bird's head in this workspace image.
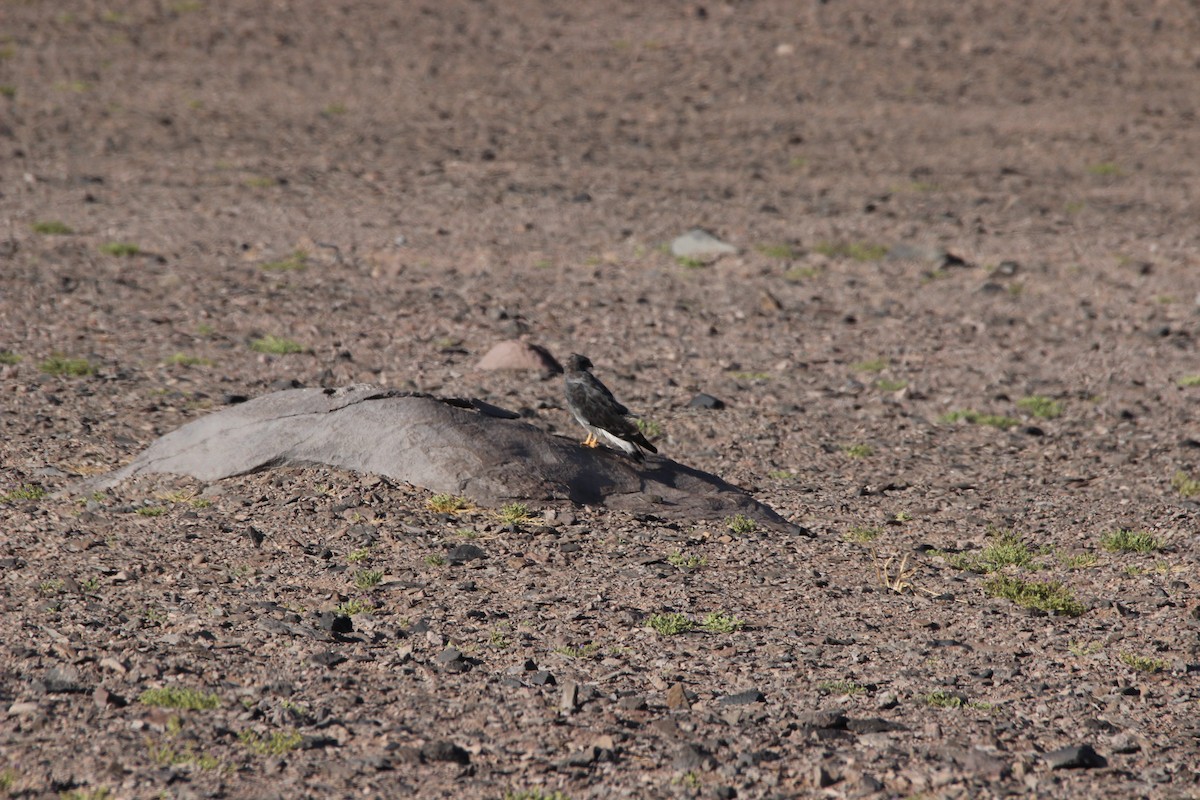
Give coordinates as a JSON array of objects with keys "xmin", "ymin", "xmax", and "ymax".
[{"xmin": 566, "ymin": 353, "xmax": 593, "ymax": 373}]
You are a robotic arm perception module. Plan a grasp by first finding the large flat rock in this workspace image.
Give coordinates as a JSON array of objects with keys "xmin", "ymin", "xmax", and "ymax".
[{"xmin": 77, "ymin": 385, "xmax": 802, "ymax": 534}]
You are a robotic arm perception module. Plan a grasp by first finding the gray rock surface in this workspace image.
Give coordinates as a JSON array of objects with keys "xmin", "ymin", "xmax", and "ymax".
[
  {"xmin": 72, "ymin": 386, "xmax": 800, "ymax": 532},
  {"xmin": 670, "ymin": 228, "xmax": 738, "ymax": 258}
]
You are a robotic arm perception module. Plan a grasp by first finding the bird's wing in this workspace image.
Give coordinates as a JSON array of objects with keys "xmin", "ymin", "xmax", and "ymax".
[{"xmin": 586, "ymin": 372, "xmax": 629, "ymax": 415}]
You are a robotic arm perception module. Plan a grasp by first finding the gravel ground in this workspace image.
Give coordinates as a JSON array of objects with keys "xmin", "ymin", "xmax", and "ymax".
[{"xmin": 1, "ymin": 1, "xmax": 1199, "ymax": 798}]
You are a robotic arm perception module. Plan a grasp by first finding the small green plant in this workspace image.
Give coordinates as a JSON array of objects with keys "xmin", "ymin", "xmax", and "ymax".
[
  {"xmin": 1, "ymin": 484, "xmax": 46, "ymax": 502},
  {"xmin": 648, "ymin": 612, "xmax": 693, "ymax": 636},
  {"xmin": 60, "ymin": 788, "xmax": 111, "ymax": 800},
  {"xmin": 1086, "ymin": 162, "xmax": 1121, "ymax": 177},
  {"xmin": 844, "ymin": 526, "xmax": 881, "ymax": 543},
  {"xmin": 136, "ymin": 506, "xmax": 168, "ymax": 517},
  {"xmin": 243, "ymin": 175, "xmax": 276, "ymax": 188},
  {"xmin": 757, "ymin": 243, "xmax": 798, "ymax": 260},
  {"xmin": 675, "ymin": 256, "xmax": 706, "ymax": 269},
  {"xmin": 504, "ymin": 790, "xmax": 571, "ymax": 800},
  {"xmin": 322, "ymin": 103, "xmax": 347, "ymax": 116},
  {"xmin": 165, "ymin": 352, "xmax": 214, "ymax": 367},
  {"xmin": 814, "ymin": 241, "xmax": 888, "ymax": 261},
  {"xmin": 1118, "ymin": 652, "xmax": 1167, "ymax": 673},
  {"xmin": 260, "ymin": 251, "xmax": 308, "ymax": 272},
  {"xmin": 1068, "ymin": 640, "xmax": 1103, "ymax": 658},
  {"xmin": 249, "ymin": 335, "xmax": 303, "ymax": 354},
  {"xmin": 0, "ymin": 350, "xmax": 20, "ymax": 365},
  {"xmin": 1061, "ymin": 552, "xmax": 1099, "ymax": 569},
  {"xmin": 0, "ymin": 85, "xmax": 15, "ymax": 99},
  {"xmin": 555, "ymin": 643, "xmax": 601, "ymax": 659},
  {"xmin": 1171, "ymin": 470, "xmax": 1200, "ymax": 498},
  {"xmin": 699, "ymin": 611, "xmax": 744, "ymax": 633},
  {"xmin": 1177, "ymin": 375, "xmax": 1200, "ymax": 388},
  {"xmin": 675, "ymin": 772, "xmax": 702, "ymax": 789},
  {"xmin": 766, "ymin": 469, "xmax": 796, "ymax": 480},
  {"xmin": 924, "ymin": 690, "xmax": 965, "ymax": 709},
  {"xmin": 955, "ymin": 531, "xmax": 1035, "ymax": 572},
  {"xmin": 347, "ymin": 547, "xmax": 371, "ymax": 564},
  {"xmin": 1017, "ymin": 395, "xmax": 1063, "ymax": 419},
  {"xmin": 39, "ymin": 355, "xmax": 94, "ymax": 376},
  {"xmin": 875, "ymin": 378, "xmax": 908, "ymax": 391},
  {"xmin": 498, "ymin": 502, "xmax": 531, "ymax": 524},
  {"xmin": 423, "ymin": 554, "xmax": 447, "ymax": 567},
  {"xmin": 488, "ymin": 626, "xmax": 510, "ymax": 649},
  {"xmin": 784, "ymin": 265, "xmax": 820, "ymax": 281},
  {"xmin": 353, "ymin": 569, "xmax": 383, "ymax": 590},
  {"xmin": 238, "ymin": 729, "xmax": 303, "ymax": 756},
  {"xmin": 729, "ymin": 371, "xmax": 771, "ymax": 381},
  {"xmin": 148, "ymin": 740, "xmax": 225, "ymax": 772},
  {"xmin": 893, "ymin": 511, "xmax": 912, "ymax": 522},
  {"xmin": 1100, "ymin": 529, "xmax": 1161, "ymax": 554},
  {"xmin": 941, "ymin": 409, "xmax": 1020, "ymax": 429},
  {"xmin": 667, "ymin": 550, "xmax": 706, "ymax": 569},
  {"xmin": 99, "ymin": 241, "xmax": 141, "ymax": 257},
  {"xmin": 427, "ymin": 493, "xmax": 471, "ymax": 514},
  {"xmin": 139, "ymin": 687, "xmax": 220, "ymax": 710},
  {"xmin": 38, "ymin": 579, "xmax": 64, "ymax": 596},
  {"xmin": 335, "ymin": 598, "xmax": 373, "ymax": 616},
  {"xmin": 983, "ymin": 575, "xmax": 1085, "ymax": 616},
  {"xmin": 843, "ymin": 443, "xmax": 873, "ymax": 458},
  {"xmin": 725, "ymin": 514, "xmax": 756, "ymax": 534},
  {"xmin": 635, "ymin": 418, "xmax": 663, "ymax": 438},
  {"xmin": 81, "ymin": 576, "xmax": 101, "ymax": 592},
  {"xmin": 0, "ymin": 769, "xmax": 17, "ymax": 792},
  {"xmin": 55, "ymin": 80, "xmax": 91, "ymax": 94},
  {"xmin": 32, "ymin": 220, "xmax": 73, "ymax": 235},
  {"xmin": 852, "ymin": 358, "xmax": 888, "ymax": 373},
  {"xmin": 817, "ymin": 680, "xmax": 866, "ymax": 695}
]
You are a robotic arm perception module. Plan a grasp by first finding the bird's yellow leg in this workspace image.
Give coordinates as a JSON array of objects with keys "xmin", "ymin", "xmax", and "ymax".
[{"xmin": 582, "ymin": 432, "xmax": 599, "ymax": 447}]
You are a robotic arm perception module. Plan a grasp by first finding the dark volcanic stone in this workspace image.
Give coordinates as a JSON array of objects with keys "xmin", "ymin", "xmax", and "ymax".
[
  {"xmin": 317, "ymin": 612, "xmax": 354, "ymax": 634},
  {"xmin": 718, "ymin": 688, "xmax": 764, "ymax": 705},
  {"xmin": 435, "ymin": 646, "xmax": 462, "ymax": 664},
  {"xmin": 421, "ymin": 740, "xmax": 470, "ymax": 764},
  {"xmin": 672, "ymin": 743, "xmax": 709, "ymax": 771},
  {"xmin": 1046, "ymin": 744, "xmax": 1107, "ymax": 770},
  {"xmin": 446, "ymin": 543, "xmax": 486, "ymax": 564},
  {"xmin": 847, "ymin": 717, "xmax": 907, "ymax": 733},
  {"xmin": 688, "ymin": 392, "xmax": 725, "ymax": 410},
  {"xmin": 43, "ymin": 667, "xmax": 86, "ymax": 694},
  {"xmin": 309, "ymin": 651, "xmax": 347, "ymax": 668},
  {"xmin": 797, "ymin": 710, "xmax": 848, "ymax": 730}
]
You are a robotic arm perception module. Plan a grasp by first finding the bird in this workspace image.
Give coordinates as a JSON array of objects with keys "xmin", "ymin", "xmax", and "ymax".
[{"xmin": 563, "ymin": 353, "xmax": 657, "ymax": 461}]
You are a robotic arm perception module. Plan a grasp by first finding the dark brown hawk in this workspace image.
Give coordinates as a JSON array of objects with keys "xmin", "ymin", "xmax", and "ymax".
[{"xmin": 564, "ymin": 354, "xmax": 657, "ymax": 461}]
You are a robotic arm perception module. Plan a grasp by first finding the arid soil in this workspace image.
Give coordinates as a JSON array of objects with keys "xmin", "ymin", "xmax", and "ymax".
[{"xmin": 2, "ymin": 1, "xmax": 1199, "ymax": 798}]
